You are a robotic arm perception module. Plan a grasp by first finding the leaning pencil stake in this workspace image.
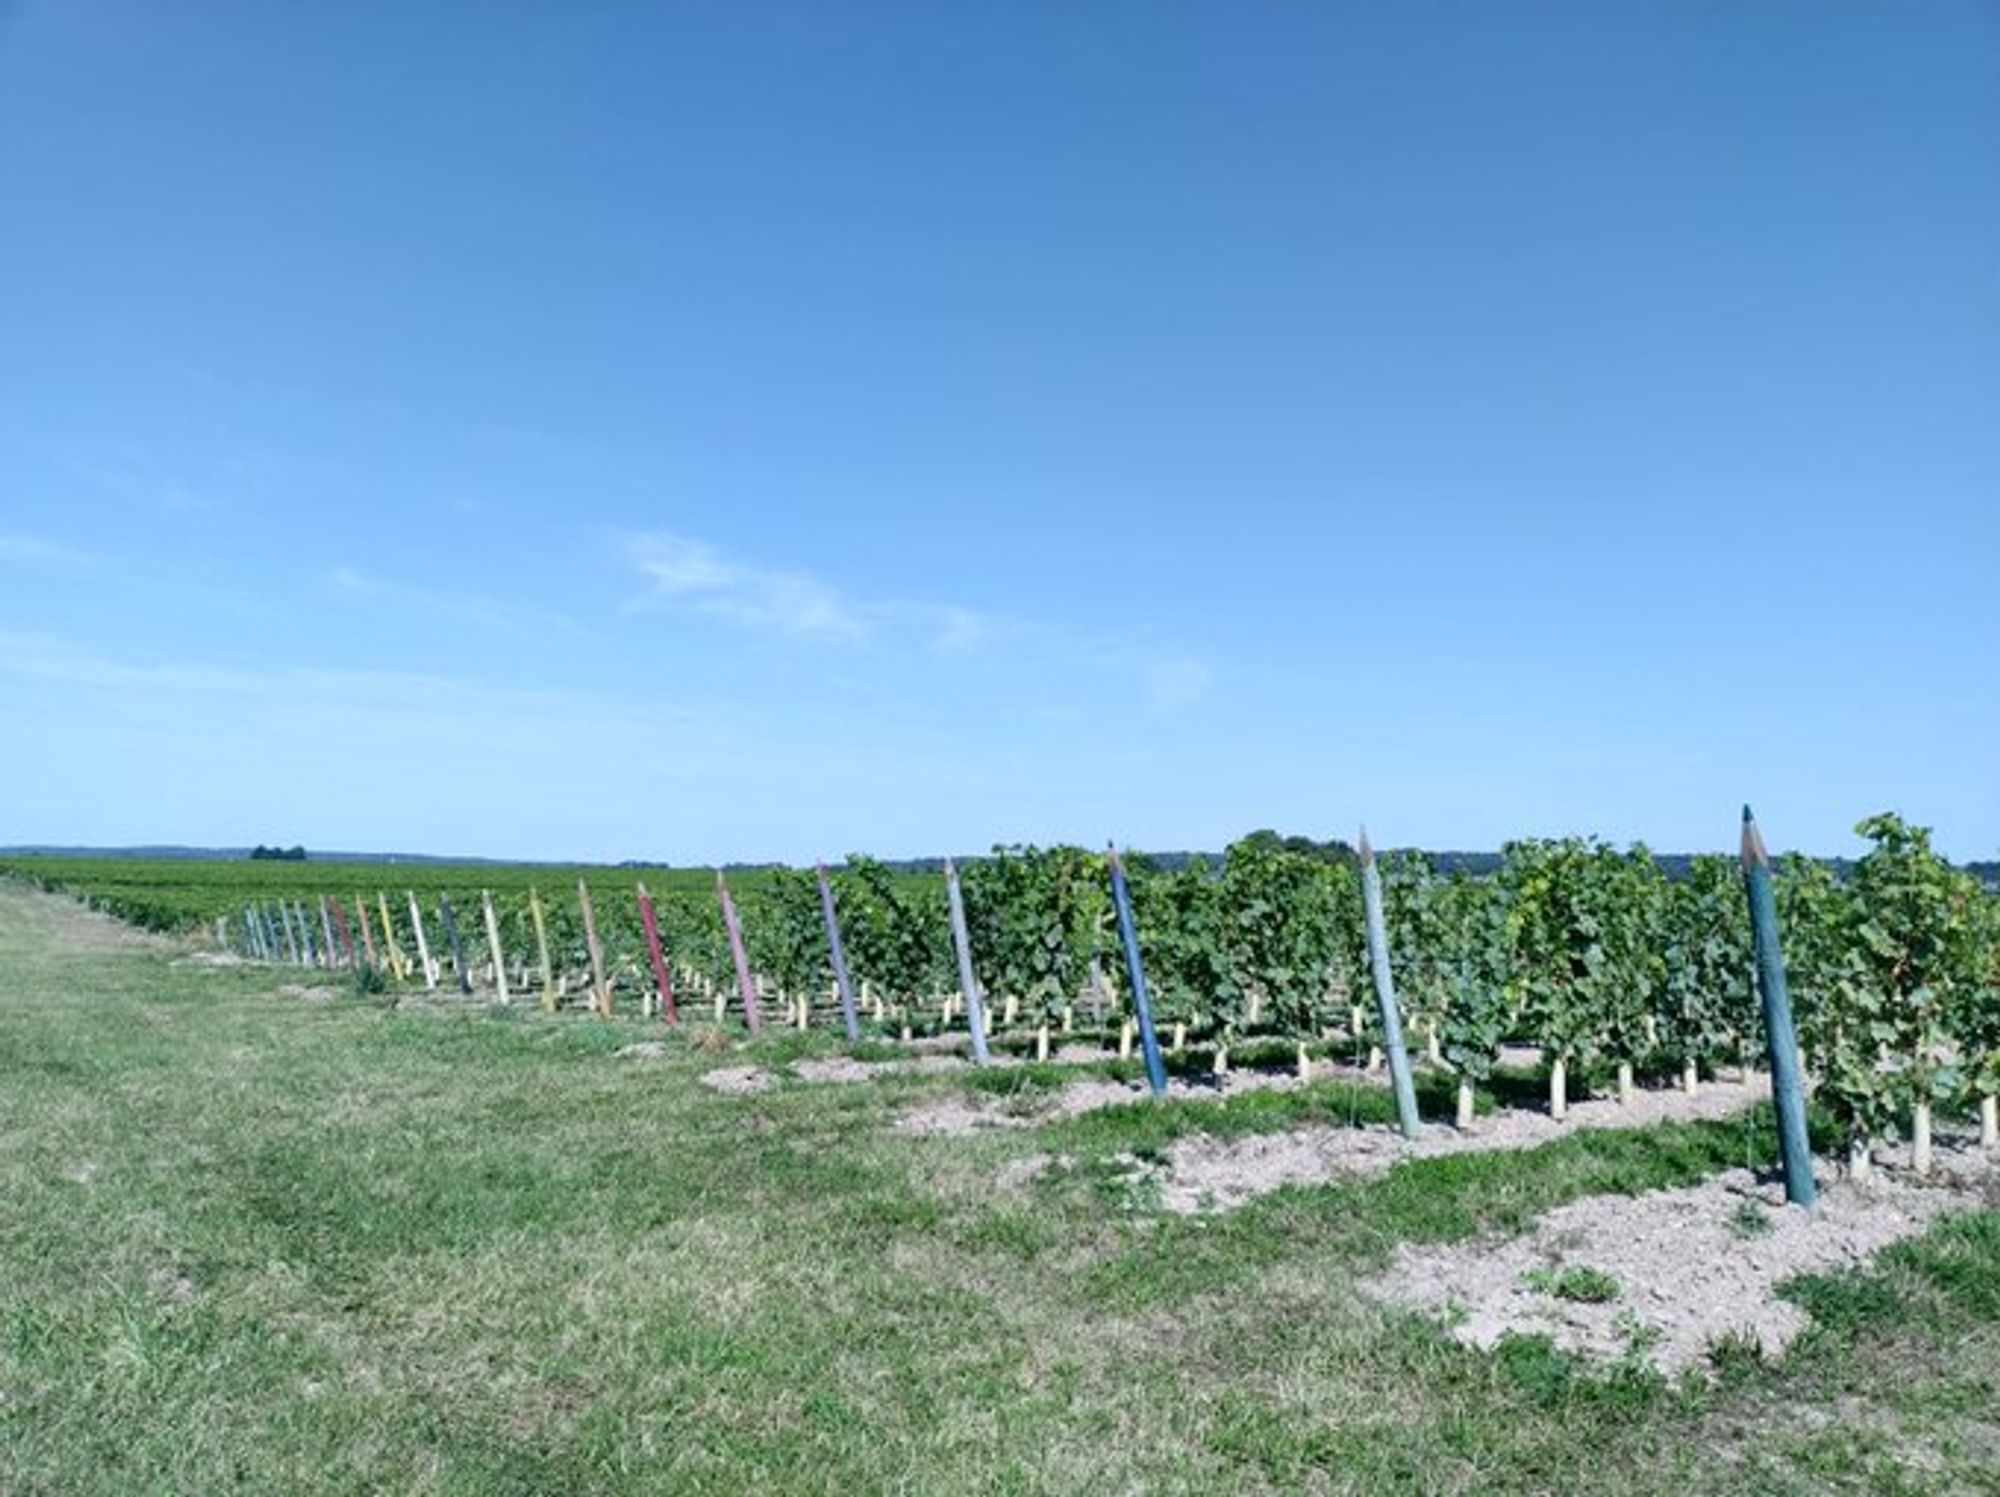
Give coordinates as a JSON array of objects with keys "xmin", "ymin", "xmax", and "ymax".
[
  {"xmin": 577, "ymin": 880, "xmax": 610, "ymax": 1017},
  {"xmin": 716, "ymin": 872, "xmax": 763, "ymax": 1032},
  {"xmin": 943, "ymin": 859, "xmax": 991, "ymax": 1065},
  {"xmin": 1107, "ymin": 847, "xmax": 1168, "ymax": 1098},
  {"xmin": 481, "ymin": 890, "xmax": 510, "ymax": 1004},
  {"xmin": 1360, "ymin": 828, "xmax": 1423, "ymax": 1139},
  {"xmin": 1741, "ymin": 806, "xmax": 1817, "ymax": 1209},
  {"xmin": 816, "ymin": 863, "xmax": 861, "ymax": 1042}
]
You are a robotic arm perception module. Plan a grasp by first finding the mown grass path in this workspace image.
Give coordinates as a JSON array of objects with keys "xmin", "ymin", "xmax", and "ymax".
[{"xmin": 1, "ymin": 881, "xmax": 1994, "ymax": 1493}]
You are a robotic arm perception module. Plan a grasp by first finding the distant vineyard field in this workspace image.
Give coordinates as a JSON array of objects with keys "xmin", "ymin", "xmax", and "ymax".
[
  {"xmin": 6, "ymin": 816, "xmax": 1996, "ymax": 1177},
  {"xmin": 0, "ymin": 855, "xmax": 773, "ymax": 932}
]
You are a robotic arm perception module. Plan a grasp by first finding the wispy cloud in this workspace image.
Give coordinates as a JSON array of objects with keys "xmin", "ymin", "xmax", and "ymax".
[
  {"xmin": 622, "ymin": 530, "xmax": 1018, "ymax": 653},
  {"xmin": 619, "ymin": 528, "xmax": 1213, "ymax": 709},
  {"xmin": 0, "ymin": 533, "xmax": 96, "ymax": 569},
  {"xmin": 327, "ymin": 566, "xmax": 580, "ymax": 640},
  {"xmin": 623, "ymin": 531, "xmax": 873, "ymax": 642}
]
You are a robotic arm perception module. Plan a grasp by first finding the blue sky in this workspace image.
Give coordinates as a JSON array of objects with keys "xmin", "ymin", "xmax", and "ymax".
[{"xmin": 2, "ymin": 2, "xmax": 1995, "ymax": 862}]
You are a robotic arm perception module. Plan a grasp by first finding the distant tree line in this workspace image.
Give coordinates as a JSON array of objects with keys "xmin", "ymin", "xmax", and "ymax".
[{"xmin": 248, "ymin": 845, "xmax": 308, "ymax": 862}]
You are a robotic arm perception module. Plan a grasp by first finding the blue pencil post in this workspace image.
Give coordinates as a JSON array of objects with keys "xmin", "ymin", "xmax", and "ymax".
[
  {"xmin": 1741, "ymin": 806, "xmax": 1818, "ymax": 1209},
  {"xmin": 816, "ymin": 863, "xmax": 862, "ymax": 1042},
  {"xmin": 1359, "ymin": 828, "xmax": 1424, "ymax": 1140},
  {"xmin": 942, "ymin": 859, "xmax": 992, "ymax": 1065},
  {"xmin": 1107, "ymin": 848, "xmax": 1169, "ymax": 1098}
]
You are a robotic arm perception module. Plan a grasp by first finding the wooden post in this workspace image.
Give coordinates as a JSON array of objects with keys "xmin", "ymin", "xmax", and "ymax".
[
  {"xmin": 376, "ymin": 893, "xmax": 407, "ymax": 980},
  {"xmin": 353, "ymin": 896, "xmax": 378, "ymax": 969},
  {"xmin": 328, "ymin": 897, "xmax": 358, "ymax": 969},
  {"xmin": 406, "ymin": 891, "xmax": 437, "ymax": 990},
  {"xmin": 577, "ymin": 880, "xmax": 610, "ymax": 1017},
  {"xmin": 291, "ymin": 902, "xmax": 315, "ymax": 966},
  {"xmin": 1108, "ymin": 849, "xmax": 1169, "ymax": 1097},
  {"xmin": 715, "ymin": 872, "xmax": 763, "ymax": 1032},
  {"xmin": 942, "ymin": 859, "xmax": 992, "ymax": 1066},
  {"xmin": 437, "ymin": 894, "xmax": 472, "ymax": 995},
  {"xmin": 528, "ymin": 887, "xmax": 555, "ymax": 1013},
  {"xmin": 636, "ymin": 883, "xmax": 679, "ymax": 1024},
  {"xmin": 1741, "ymin": 806, "xmax": 1817, "ymax": 1209},
  {"xmin": 481, "ymin": 891, "xmax": 510, "ymax": 1004},
  {"xmin": 1359, "ymin": 829, "xmax": 1423, "ymax": 1139},
  {"xmin": 816, "ymin": 863, "xmax": 861, "ymax": 1042}
]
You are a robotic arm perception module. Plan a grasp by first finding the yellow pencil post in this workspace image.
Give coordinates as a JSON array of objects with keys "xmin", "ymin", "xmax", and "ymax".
[
  {"xmin": 482, "ymin": 890, "xmax": 511, "ymax": 1004},
  {"xmin": 376, "ymin": 892, "xmax": 408, "ymax": 980}
]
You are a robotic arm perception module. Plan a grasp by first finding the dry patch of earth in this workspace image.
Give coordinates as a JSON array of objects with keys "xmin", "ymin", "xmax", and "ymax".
[
  {"xmin": 892, "ymin": 1068, "xmax": 1313, "ymax": 1134},
  {"xmin": 1150, "ymin": 1074, "xmax": 1769, "ymax": 1213},
  {"xmin": 789, "ymin": 1055, "xmax": 974, "ymax": 1084},
  {"xmin": 699, "ymin": 1065, "xmax": 776, "ymax": 1096},
  {"xmin": 1360, "ymin": 1139, "xmax": 1995, "ymax": 1375}
]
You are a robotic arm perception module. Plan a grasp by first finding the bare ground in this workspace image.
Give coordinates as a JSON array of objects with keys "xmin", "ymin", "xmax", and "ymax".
[
  {"xmin": 1360, "ymin": 1138, "xmax": 1997, "ymax": 1375},
  {"xmin": 891, "ymin": 1067, "xmax": 1317, "ymax": 1135},
  {"xmin": 699, "ymin": 1065, "xmax": 776, "ymax": 1096},
  {"xmin": 789, "ymin": 1054, "xmax": 978, "ymax": 1084},
  {"xmin": 1148, "ymin": 1074, "xmax": 1769, "ymax": 1213}
]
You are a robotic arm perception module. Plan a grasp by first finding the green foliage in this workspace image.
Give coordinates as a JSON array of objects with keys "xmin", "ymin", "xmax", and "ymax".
[
  {"xmin": 745, "ymin": 867, "xmax": 829, "ymax": 1001},
  {"xmin": 833, "ymin": 855, "xmax": 951, "ymax": 1006},
  {"xmin": 1501, "ymin": 839, "xmax": 1661, "ymax": 1065},
  {"xmin": 1129, "ymin": 856, "xmax": 1235, "ymax": 1032},
  {"xmin": 1429, "ymin": 871, "xmax": 1511, "ymax": 1082},
  {"xmin": 12, "ymin": 818, "xmax": 1996, "ymax": 1127},
  {"xmin": 1774, "ymin": 853, "xmax": 1853, "ymax": 1039},
  {"xmin": 1522, "ymin": 1265, "xmax": 1621, "ymax": 1303},
  {"xmin": 1833, "ymin": 814, "xmax": 1979, "ymax": 1132},
  {"xmin": 960, "ymin": 845, "xmax": 1106, "ymax": 1022},
  {"xmin": 1657, "ymin": 854, "xmax": 1754, "ymax": 1068},
  {"xmin": 1218, "ymin": 839, "xmax": 1354, "ymax": 1038},
  {"xmin": 1381, "ymin": 851, "xmax": 1441, "ymax": 1034},
  {"xmin": 1962, "ymin": 888, "xmax": 2000, "ymax": 1101}
]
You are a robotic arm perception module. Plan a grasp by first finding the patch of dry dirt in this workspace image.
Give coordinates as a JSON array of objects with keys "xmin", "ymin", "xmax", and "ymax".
[
  {"xmin": 1148, "ymin": 1075, "xmax": 1769, "ymax": 1213},
  {"xmin": 278, "ymin": 983, "xmax": 337, "ymax": 1003},
  {"xmin": 893, "ymin": 1096, "xmax": 1033, "ymax": 1135},
  {"xmin": 615, "ymin": 1042, "xmax": 668, "ymax": 1061},
  {"xmin": 699, "ymin": 1065, "xmax": 775, "ymax": 1096},
  {"xmin": 1360, "ymin": 1140, "xmax": 1995, "ymax": 1375},
  {"xmin": 891, "ymin": 1067, "xmax": 1316, "ymax": 1135},
  {"xmin": 789, "ymin": 1054, "xmax": 977, "ymax": 1085},
  {"xmin": 1052, "ymin": 1044, "xmax": 1115, "ymax": 1064}
]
